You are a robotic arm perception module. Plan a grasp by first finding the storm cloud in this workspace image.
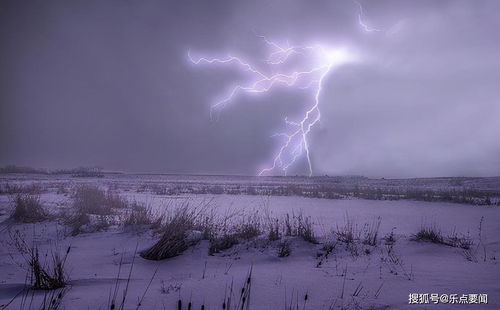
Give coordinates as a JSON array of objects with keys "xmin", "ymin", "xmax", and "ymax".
[{"xmin": 1, "ymin": 0, "xmax": 499, "ymax": 177}]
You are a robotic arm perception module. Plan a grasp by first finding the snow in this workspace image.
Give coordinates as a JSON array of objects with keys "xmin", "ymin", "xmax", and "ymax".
[{"xmin": 0, "ymin": 175, "xmax": 499, "ymax": 309}]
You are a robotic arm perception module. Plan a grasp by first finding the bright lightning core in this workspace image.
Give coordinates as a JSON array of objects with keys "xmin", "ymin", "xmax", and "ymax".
[{"xmin": 188, "ymin": 38, "xmax": 358, "ymax": 176}]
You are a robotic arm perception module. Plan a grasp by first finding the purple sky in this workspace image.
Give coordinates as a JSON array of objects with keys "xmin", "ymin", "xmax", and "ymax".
[{"xmin": 1, "ymin": 0, "xmax": 499, "ymax": 177}]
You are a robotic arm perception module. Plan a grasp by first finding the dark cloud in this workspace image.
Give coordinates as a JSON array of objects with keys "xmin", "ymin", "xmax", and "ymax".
[{"xmin": 1, "ymin": 0, "xmax": 499, "ymax": 177}]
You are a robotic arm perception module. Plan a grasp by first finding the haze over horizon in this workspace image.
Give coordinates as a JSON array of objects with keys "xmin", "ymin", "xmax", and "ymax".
[{"xmin": 1, "ymin": 0, "xmax": 499, "ymax": 178}]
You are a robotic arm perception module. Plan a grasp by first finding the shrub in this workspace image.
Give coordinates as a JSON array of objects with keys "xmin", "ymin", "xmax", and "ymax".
[{"xmin": 11, "ymin": 194, "xmax": 48, "ymax": 223}]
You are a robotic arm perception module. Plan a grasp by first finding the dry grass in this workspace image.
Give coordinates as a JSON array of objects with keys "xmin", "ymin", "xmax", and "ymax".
[
  {"xmin": 2, "ymin": 287, "xmax": 68, "ymax": 310},
  {"xmin": 72, "ymin": 185, "xmax": 126, "ymax": 215},
  {"xmin": 447, "ymin": 231, "xmax": 473, "ymax": 250},
  {"xmin": 411, "ymin": 224, "xmax": 473, "ymax": 250},
  {"xmin": 362, "ymin": 217, "xmax": 381, "ymax": 246},
  {"xmin": 122, "ymin": 203, "xmax": 163, "ymax": 231},
  {"xmin": 11, "ymin": 194, "xmax": 48, "ymax": 223},
  {"xmin": 412, "ymin": 226, "xmax": 445, "ymax": 244},
  {"xmin": 267, "ymin": 218, "xmax": 280, "ymax": 241},
  {"xmin": 277, "ymin": 239, "xmax": 291, "ymax": 257},
  {"xmin": 209, "ymin": 233, "xmax": 240, "ymax": 255},
  {"xmin": 330, "ymin": 215, "xmax": 385, "ymax": 258},
  {"xmin": 29, "ymin": 247, "xmax": 70, "ymax": 290},
  {"xmin": 1, "ymin": 183, "xmax": 45, "ymax": 195},
  {"xmin": 208, "ymin": 212, "xmax": 262, "ymax": 255},
  {"xmin": 64, "ymin": 185, "xmax": 127, "ymax": 235},
  {"xmin": 283, "ymin": 213, "xmax": 317, "ymax": 244},
  {"xmin": 140, "ymin": 206, "xmax": 201, "ymax": 260},
  {"xmin": 335, "ymin": 215, "xmax": 360, "ymax": 244},
  {"xmin": 140, "ymin": 202, "xmax": 267, "ymax": 258},
  {"xmin": 380, "ymin": 243, "xmax": 414, "ymax": 280},
  {"xmin": 177, "ymin": 267, "xmax": 253, "ymax": 310},
  {"xmin": 9, "ymin": 231, "xmax": 70, "ymax": 290}
]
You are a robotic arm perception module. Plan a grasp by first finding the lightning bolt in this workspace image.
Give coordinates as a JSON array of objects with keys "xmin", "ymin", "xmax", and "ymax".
[
  {"xmin": 354, "ymin": 0, "xmax": 381, "ymax": 32},
  {"xmin": 188, "ymin": 41, "xmax": 355, "ymax": 176},
  {"xmin": 188, "ymin": 4, "xmax": 377, "ymax": 176}
]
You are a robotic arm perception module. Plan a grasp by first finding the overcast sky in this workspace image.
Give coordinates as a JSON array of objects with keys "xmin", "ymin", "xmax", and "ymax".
[{"xmin": 1, "ymin": 0, "xmax": 499, "ymax": 177}]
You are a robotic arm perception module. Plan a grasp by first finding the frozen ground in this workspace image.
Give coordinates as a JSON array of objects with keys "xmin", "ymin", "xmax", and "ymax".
[{"xmin": 0, "ymin": 174, "xmax": 499, "ymax": 309}]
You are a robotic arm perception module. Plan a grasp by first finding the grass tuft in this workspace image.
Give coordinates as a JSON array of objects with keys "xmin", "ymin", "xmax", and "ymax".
[
  {"xmin": 11, "ymin": 194, "xmax": 48, "ymax": 223},
  {"xmin": 412, "ymin": 226, "xmax": 445, "ymax": 244},
  {"xmin": 64, "ymin": 185, "xmax": 126, "ymax": 235},
  {"xmin": 9, "ymin": 230, "xmax": 70, "ymax": 290},
  {"xmin": 140, "ymin": 206, "xmax": 200, "ymax": 260}
]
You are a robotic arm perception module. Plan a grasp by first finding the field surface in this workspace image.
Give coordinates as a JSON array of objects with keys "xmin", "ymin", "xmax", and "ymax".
[{"xmin": 0, "ymin": 174, "xmax": 499, "ymax": 309}]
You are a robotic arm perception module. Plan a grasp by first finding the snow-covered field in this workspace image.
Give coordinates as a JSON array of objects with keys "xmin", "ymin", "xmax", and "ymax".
[{"xmin": 0, "ymin": 174, "xmax": 499, "ymax": 309}]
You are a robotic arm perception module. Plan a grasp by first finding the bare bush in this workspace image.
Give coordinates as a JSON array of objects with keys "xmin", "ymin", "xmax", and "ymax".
[{"xmin": 11, "ymin": 194, "xmax": 48, "ymax": 223}]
